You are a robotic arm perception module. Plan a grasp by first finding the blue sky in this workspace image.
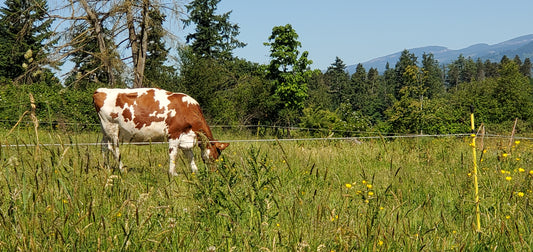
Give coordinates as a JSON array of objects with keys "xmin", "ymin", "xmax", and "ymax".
[{"xmin": 194, "ymin": 0, "xmax": 533, "ymax": 70}]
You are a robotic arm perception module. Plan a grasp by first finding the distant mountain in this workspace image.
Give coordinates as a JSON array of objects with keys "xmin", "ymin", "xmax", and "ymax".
[{"xmin": 346, "ymin": 34, "xmax": 533, "ymax": 74}]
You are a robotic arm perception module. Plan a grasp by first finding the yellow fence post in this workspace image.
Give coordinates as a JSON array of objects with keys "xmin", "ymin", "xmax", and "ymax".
[{"xmin": 470, "ymin": 106, "xmax": 481, "ymax": 232}]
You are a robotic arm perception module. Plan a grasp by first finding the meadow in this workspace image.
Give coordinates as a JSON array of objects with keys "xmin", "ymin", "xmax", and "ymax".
[{"xmin": 0, "ymin": 127, "xmax": 532, "ymax": 251}]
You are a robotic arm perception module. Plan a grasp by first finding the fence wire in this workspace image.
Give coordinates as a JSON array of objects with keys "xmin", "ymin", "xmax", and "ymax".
[{"xmin": 1, "ymin": 133, "xmax": 532, "ymax": 148}]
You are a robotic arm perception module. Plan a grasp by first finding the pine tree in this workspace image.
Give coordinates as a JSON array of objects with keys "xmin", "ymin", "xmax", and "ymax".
[
  {"xmin": 324, "ymin": 57, "xmax": 349, "ymax": 108},
  {"xmin": 183, "ymin": 0, "xmax": 246, "ymax": 60},
  {"xmin": 144, "ymin": 8, "xmax": 176, "ymax": 89},
  {"xmin": 393, "ymin": 50, "xmax": 417, "ymax": 99},
  {"xmin": 421, "ymin": 53, "xmax": 444, "ymax": 98},
  {"xmin": 520, "ymin": 58, "xmax": 531, "ymax": 77},
  {"xmin": 0, "ymin": 0, "xmax": 54, "ymax": 82}
]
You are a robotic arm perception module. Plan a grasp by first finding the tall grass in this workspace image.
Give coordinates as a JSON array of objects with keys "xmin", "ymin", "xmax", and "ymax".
[{"xmin": 0, "ymin": 128, "xmax": 532, "ymax": 250}]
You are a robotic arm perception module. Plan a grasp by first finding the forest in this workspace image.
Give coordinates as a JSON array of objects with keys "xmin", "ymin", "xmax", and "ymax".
[{"xmin": 0, "ymin": 0, "xmax": 532, "ymax": 135}]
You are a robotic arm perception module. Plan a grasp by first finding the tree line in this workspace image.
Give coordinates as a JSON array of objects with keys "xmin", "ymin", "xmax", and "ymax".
[{"xmin": 0, "ymin": 0, "xmax": 531, "ymax": 134}]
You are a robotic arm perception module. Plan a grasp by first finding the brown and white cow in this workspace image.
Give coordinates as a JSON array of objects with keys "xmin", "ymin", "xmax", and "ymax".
[{"xmin": 92, "ymin": 88, "xmax": 229, "ymax": 176}]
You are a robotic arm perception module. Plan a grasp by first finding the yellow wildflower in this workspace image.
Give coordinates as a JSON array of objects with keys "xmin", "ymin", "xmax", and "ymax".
[
  {"xmin": 368, "ymin": 191, "xmax": 374, "ymax": 196},
  {"xmin": 515, "ymin": 140, "xmax": 520, "ymax": 145},
  {"xmin": 345, "ymin": 183, "xmax": 352, "ymax": 189},
  {"xmin": 366, "ymin": 184, "xmax": 373, "ymax": 189},
  {"xmin": 517, "ymin": 192, "xmax": 525, "ymax": 197},
  {"xmin": 505, "ymin": 176, "xmax": 512, "ymax": 181},
  {"xmin": 505, "ymin": 215, "xmax": 511, "ymax": 220},
  {"xmin": 518, "ymin": 168, "xmax": 525, "ymax": 173},
  {"xmin": 502, "ymin": 153, "xmax": 508, "ymax": 158}
]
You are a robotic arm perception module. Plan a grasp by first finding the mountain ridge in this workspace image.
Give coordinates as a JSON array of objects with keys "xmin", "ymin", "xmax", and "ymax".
[{"xmin": 346, "ymin": 34, "xmax": 533, "ymax": 74}]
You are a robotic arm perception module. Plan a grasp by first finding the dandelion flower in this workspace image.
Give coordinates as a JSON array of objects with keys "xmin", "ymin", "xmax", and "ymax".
[
  {"xmin": 116, "ymin": 212, "xmax": 122, "ymax": 217},
  {"xmin": 517, "ymin": 192, "xmax": 525, "ymax": 197},
  {"xmin": 515, "ymin": 140, "xmax": 520, "ymax": 145},
  {"xmin": 500, "ymin": 170, "xmax": 506, "ymax": 174},
  {"xmin": 505, "ymin": 215, "xmax": 511, "ymax": 219},
  {"xmin": 502, "ymin": 153, "xmax": 509, "ymax": 158},
  {"xmin": 519, "ymin": 168, "xmax": 525, "ymax": 173},
  {"xmin": 530, "ymin": 170, "xmax": 533, "ymax": 175},
  {"xmin": 345, "ymin": 183, "xmax": 352, "ymax": 189},
  {"xmin": 378, "ymin": 240, "xmax": 384, "ymax": 246},
  {"xmin": 505, "ymin": 176, "xmax": 512, "ymax": 181},
  {"xmin": 366, "ymin": 184, "xmax": 373, "ymax": 189},
  {"xmin": 368, "ymin": 191, "xmax": 374, "ymax": 196},
  {"xmin": 362, "ymin": 180, "xmax": 367, "ymax": 184}
]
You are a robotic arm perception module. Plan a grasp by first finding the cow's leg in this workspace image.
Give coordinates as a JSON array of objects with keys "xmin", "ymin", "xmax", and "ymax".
[
  {"xmin": 102, "ymin": 124, "xmax": 123, "ymax": 171},
  {"xmin": 168, "ymin": 139, "xmax": 179, "ymax": 176},
  {"xmin": 182, "ymin": 148, "xmax": 198, "ymax": 173},
  {"xmin": 101, "ymin": 134, "xmax": 112, "ymax": 168},
  {"xmin": 179, "ymin": 130, "xmax": 198, "ymax": 173}
]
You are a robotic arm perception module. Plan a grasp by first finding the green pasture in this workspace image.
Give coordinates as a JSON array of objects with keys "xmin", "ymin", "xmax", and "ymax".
[{"xmin": 0, "ymin": 128, "xmax": 532, "ymax": 251}]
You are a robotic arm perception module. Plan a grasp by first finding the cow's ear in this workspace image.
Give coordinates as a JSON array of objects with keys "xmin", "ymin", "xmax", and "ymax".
[{"xmin": 215, "ymin": 142, "xmax": 229, "ymax": 150}]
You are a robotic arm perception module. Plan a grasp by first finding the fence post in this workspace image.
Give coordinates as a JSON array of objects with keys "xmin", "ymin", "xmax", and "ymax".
[{"xmin": 470, "ymin": 106, "xmax": 481, "ymax": 232}]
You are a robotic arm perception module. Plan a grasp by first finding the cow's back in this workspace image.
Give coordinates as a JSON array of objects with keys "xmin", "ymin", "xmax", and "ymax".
[{"xmin": 93, "ymin": 88, "xmax": 208, "ymax": 143}]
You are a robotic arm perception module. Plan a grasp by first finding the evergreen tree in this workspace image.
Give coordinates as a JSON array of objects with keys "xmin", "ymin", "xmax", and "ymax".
[
  {"xmin": 520, "ymin": 58, "xmax": 532, "ymax": 77},
  {"xmin": 421, "ymin": 53, "xmax": 444, "ymax": 98},
  {"xmin": 393, "ymin": 50, "xmax": 417, "ymax": 99},
  {"xmin": 0, "ymin": 0, "xmax": 54, "ymax": 82},
  {"xmin": 144, "ymin": 8, "xmax": 177, "ymax": 89},
  {"xmin": 350, "ymin": 63, "xmax": 367, "ymax": 110},
  {"xmin": 484, "ymin": 59, "xmax": 499, "ymax": 78},
  {"xmin": 475, "ymin": 58, "xmax": 486, "ymax": 81},
  {"xmin": 324, "ymin": 57, "xmax": 349, "ymax": 109},
  {"xmin": 366, "ymin": 67, "xmax": 386, "ymax": 121},
  {"xmin": 183, "ymin": 0, "xmax": 246, "ymax": 60}
]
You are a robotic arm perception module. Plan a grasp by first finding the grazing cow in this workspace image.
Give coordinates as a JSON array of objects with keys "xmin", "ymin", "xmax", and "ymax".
[{"xmin": 92, "ymin": 88, "xmax": 229, "ymax": 176}]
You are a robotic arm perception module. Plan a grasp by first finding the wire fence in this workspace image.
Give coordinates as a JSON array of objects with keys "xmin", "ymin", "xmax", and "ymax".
[{"xmin": 2, "ymin": 131, "xmax": 532, "ymax": 148}]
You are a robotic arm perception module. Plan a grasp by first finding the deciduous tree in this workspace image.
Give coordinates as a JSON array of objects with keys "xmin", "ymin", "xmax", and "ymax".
[{"xmin": 264, "ymin": 24, "xmax": 312, "ymax": 125}]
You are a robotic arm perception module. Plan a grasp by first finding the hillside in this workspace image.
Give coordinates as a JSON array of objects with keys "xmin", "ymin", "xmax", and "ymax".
[{"xmin": 346, "ymin": 34, "xmax": 533, "ymax": 74}]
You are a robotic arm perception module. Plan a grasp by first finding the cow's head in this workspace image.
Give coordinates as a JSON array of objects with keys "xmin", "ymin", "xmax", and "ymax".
[
  {"xmin": 202, "ymin": 141, "xmax": 230, "ymax": 163},
  {"xmin": 196, "ymin": 132, "xmax": 229, "ymax": 163}
]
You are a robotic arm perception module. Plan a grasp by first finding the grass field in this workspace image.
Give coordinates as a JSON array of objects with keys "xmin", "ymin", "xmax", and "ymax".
[{"xmin": 0, "ymin": 127, "xmax": 532, "ymax": 251}]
